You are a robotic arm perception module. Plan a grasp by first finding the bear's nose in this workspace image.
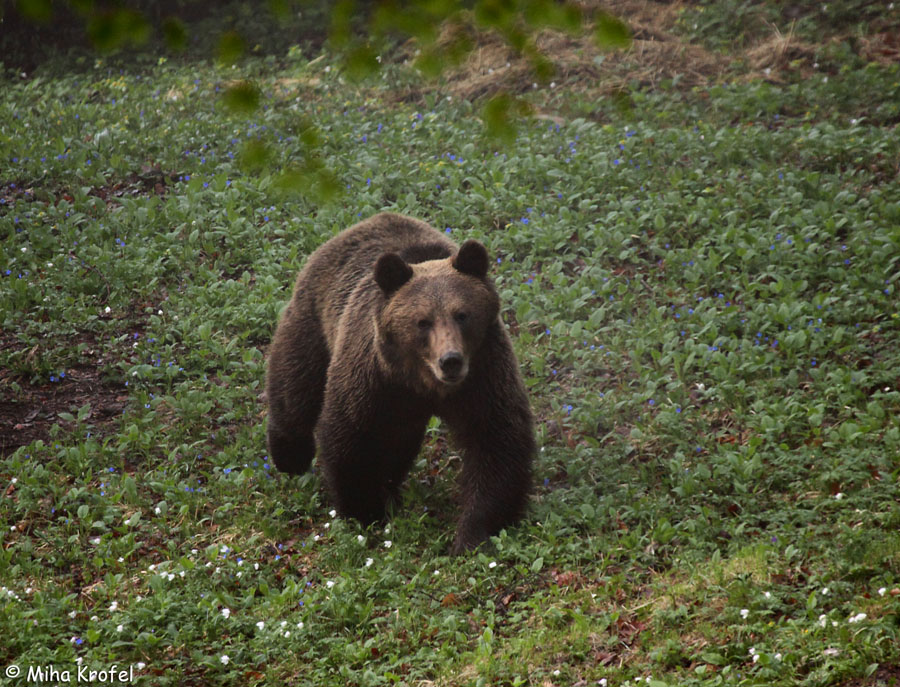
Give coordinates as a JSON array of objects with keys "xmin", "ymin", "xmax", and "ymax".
[{"xmin": 439, "ymin": 352, "xmax": 464, "ymax": 378}]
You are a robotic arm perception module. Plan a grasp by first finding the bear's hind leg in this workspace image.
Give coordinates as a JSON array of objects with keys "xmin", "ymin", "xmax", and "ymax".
[{"xmin": 266, "ymin": 298, "xmax": 329, "ymax": 475}]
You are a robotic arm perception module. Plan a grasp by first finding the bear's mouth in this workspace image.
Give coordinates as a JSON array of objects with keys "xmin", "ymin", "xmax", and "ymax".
[
  {"xmin": 427, "ymin": 360, "xmax": 468, "ymax": 387},
  {"xmin": 440, "ymin": 371, "xmax": 465, "ymax": 385}
]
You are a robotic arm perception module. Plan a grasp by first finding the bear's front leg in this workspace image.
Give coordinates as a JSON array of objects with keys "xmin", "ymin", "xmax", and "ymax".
[
  {"xmin": 316, "ymin": 418, "xmax": 394, "ymax": 525},
  {"xmin": 450, "ymin": 438, "xmax": 533, "ymax": 554},
  {"xmin": 315, "ymin": 365, "xmax": 430, "ymax": 526},
  {"xmin": 444, "ymin": 371, "xmax": 535, "ymax": 554}
]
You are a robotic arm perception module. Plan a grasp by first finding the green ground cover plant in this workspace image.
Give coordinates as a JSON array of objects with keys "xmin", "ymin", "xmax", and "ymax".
[{"xmin": 2, "ymin": 7, "xmax": 899, "ymax": 685}]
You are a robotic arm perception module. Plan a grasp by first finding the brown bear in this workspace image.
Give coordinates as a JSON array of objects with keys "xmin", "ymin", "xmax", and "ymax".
[{"xmin": 265, "ymin": 212, "xmax": 534, "ymax": 554}]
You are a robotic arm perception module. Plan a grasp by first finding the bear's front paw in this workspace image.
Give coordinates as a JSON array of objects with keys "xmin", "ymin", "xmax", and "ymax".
[
  {"xmin": 449, "ymin": 527, "xmax": 491, "ymax": 556},
  {"xmin": 268, "ymin": 433, "xmax": 316, "ymax": 475}
]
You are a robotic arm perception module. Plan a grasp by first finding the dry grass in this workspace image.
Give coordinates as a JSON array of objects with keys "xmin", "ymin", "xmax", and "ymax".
[
  {"xmin": 428, "ymin": 0, "xmax": 731, "ymax": 101},
  {"xmin": 391, "ymin": 0, "xmax": 899, "ymax": 104}
]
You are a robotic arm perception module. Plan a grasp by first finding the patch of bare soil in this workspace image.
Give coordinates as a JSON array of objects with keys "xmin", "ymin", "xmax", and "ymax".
[
  {"xmin": 0, "ymin": 333, "xmax": 128, "ymax": 458},
  {"xmin": 841, "ymin": 664, "xmax": 900, "ymax": 686}
]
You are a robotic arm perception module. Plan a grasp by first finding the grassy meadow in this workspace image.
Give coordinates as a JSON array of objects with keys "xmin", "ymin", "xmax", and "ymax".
[{"xmin": 2, "ymin": 4, "xmax": 900, "ymax": 685}]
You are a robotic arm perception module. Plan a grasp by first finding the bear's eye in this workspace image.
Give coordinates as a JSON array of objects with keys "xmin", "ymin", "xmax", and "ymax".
[
  {"xmin": 417, "ymin": 319, "xmax": 432, "ymax": 330},
  {"xmin": 453, "ymin": 312, "xmax": 468, "ymax": 324}
]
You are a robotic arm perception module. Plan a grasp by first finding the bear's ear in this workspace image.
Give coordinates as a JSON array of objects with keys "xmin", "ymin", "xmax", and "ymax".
[
  {"xmin": 452, "ymin": 240, "xmax": 489, "ymax": 280},
  {"xmin": 374, "ymin": 253, "xmax": 413, "ymax": 296}
]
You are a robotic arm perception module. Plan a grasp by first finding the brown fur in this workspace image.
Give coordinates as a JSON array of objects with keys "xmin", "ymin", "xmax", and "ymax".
[{"xmin": 266, "ymin": 212, "xmax": 534, "ymax": 554}]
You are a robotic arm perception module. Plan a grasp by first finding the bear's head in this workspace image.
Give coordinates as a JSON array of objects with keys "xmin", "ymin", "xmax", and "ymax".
[{"xmin": 373, "ymin": 240, "xmax": 500, "ymax": 395}]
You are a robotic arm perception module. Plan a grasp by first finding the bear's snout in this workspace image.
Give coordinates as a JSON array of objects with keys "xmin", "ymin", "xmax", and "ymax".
[
  {"xmin": 439, "ymin": 351, "xmax": 465, "ymax": 380},
  {"xmin": 427, "ymin": 319, "xmax": 469, "ymax": 385}
]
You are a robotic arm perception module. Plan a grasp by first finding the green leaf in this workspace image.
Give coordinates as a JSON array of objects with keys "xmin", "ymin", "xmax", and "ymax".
[
  {"xmin": 274, "ymin": 163, "xmax": 341, "ymax": 204},
  {"xmin": 87, "ymin": 9, "xmax": 151, "ymax": 52},
  {"xmin": 329, "ymin": 0, "xmax": 355, "ymax": 47},
  {"xmin": 16, "ymin": 0, "xmax": 53, "ymax": 23},
  {"xmin": 218, "ymin": 30, "xmax": 246, "ymax": 65},
  {"xmin": 222, "ymin": 81, "xmax": 261, "ymax": 116},
  {"xmin": 238, "ymin": 140, "xmax": 273, "ymax": 173},
  {"xmin": 594, "ymin": 11, "xmax": 631, "ymax": 51},
  {"xmin": 123, "ymin": 477, "xmax": 137, "ymax": 501},
  {"xmin": 531, "ymin": 557, "xmax": 544, "ymax": 573},
  {"xmin": 343, "ymin": 43, "xmax": 379, "ymax": 82},
  {"xmin": 415, "ymin": 46, "xmax": 445, "ymax": 79},
  {"xmin": 481, "ymin": 93, "xmax": 532, "ymax": 146},
  {"xmin": 161, "ymin": 17, "xmax": 188, "ymax": 53},
  {"xmin": 267, "ymin": 0, "xmax": 291, "ymax": 20}
]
